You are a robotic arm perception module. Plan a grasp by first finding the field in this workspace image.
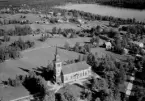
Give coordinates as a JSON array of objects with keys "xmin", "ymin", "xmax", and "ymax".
[
  {"xmin": 0, "ymin": 86, "xmax": 29, "ymax": 101},
  {"xmin": 91, "ymin": 47, "xmax": 130, "ymax": 61},
  {"xmin": 0, "ymin": 37, "xmax": 92, "ymax": 79}
]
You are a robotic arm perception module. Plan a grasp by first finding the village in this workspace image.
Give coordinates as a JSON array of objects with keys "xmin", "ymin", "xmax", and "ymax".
[{"xmin": 0, "ymin": 3, "xmax": 145, "ymax": 101}]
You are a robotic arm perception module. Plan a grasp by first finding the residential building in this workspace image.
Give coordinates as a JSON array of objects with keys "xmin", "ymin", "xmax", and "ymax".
[{"xmin": 104, "ymin": 42, "xmax": 112, "ymax": 50}]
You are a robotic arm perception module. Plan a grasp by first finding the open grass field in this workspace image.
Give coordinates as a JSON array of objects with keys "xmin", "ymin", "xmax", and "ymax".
[
  {"xmin": 91, "ymin": 47, "xmax": 130, "ymax": 62},
  {"xmin": 0, "ymin": 37, "xmax": 91, "ymax": 79},
  {"xmin": 44, "ymin": 37, "xmax": 90, "ymax": 47},
  {"xmin": 0, "ymin": 46, "xmax": 80, "ymax": 79},
  {"xmin": 0, "ymin": 23, "xmax": 81, "ymax": 31},
  {"xmin": 0, "ymin": 13, "xmax": 40, "ymax": 22},
  {"xmin": 30, "ymin": 23, "xmax": 81, "ymax": 31},
  {"xmin": 0, "ymin": 86, "xmax": 29, "ymax": 101}
]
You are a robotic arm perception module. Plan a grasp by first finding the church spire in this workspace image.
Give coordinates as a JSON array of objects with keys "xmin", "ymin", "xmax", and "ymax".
[{"xmin": 54, "ymin": 46, "xmax": 60, "ymax": 62}]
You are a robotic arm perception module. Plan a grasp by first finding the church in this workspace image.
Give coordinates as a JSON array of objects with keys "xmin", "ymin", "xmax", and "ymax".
[{"xmin": 53, "ymin": 47, "xmax": 92, "ymax": 84}]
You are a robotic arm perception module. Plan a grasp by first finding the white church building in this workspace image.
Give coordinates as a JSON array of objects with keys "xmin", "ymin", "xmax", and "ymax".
[{"xmin": 53, "ymin": 47, "xmax": 92, "ymax": 84}]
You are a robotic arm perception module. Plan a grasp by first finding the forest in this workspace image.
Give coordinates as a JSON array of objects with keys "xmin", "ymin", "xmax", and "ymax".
[
  {"xmin": 1, "ymin": 0, "xmax": 145, "ymax": 10},
  {"xmin": 67, "ymin": 0, "xmax": 145, "ymax": 10}
]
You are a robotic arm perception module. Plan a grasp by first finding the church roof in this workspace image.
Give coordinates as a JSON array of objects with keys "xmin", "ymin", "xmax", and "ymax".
[{"xmin": 62, "ymin": 61, "xmax": 91, "ymax": 75}]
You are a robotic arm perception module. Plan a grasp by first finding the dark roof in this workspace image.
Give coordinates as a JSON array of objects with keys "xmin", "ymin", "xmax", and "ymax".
[{"xmin": 62, "ymin": 61, "xmax": 91, "ymax": 75}]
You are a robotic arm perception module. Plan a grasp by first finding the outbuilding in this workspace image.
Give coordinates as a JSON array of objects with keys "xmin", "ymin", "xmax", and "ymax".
[{"xmin": 104, "ymin": 42, "xmax": 112, "ymax": 50}]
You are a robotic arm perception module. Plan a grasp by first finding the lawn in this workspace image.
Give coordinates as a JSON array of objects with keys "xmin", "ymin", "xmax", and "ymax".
[
  {"xmin": 0, "ymin": 86, "xmax": 29, "ymax": 101},
  {"xmin": 30, "ymin": 23, "xmax": 81, "ymax": 31},
  {"xmin": 44, "ymin": 37, "xmax": 90, "ymax": 47},
  {"xmin": 0, "ymin": 46, "xmax": 80, "ymax": 79},
  {"xmin": 91, "ymin": 47, "xmax": 129, "ymax": 61}
]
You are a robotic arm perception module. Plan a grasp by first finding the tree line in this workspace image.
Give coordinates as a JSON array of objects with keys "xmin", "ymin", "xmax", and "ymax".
[
  {"xmin": 53, "ymin": 8, "xmax": 144, "ymax": 25},
  {"xmin": 0, "ymin": 25, "xmax": 32, "ymax": 36},
  {"xmin": 66, "ymin": 0, "xmax": 145, "ymax": 10},
  {"xmin": 0, "ymin": 38, "xmax": 34, "ymax": 62}
]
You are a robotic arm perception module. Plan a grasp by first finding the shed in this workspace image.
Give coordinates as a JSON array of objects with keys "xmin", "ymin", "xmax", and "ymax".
[
  {"xmin": 104, "ymin": 42, "xmax": 112, "ymax": 50},
  {"xmin": 123, "ymin": 48, "xmax": 129, "ymax": 54}
]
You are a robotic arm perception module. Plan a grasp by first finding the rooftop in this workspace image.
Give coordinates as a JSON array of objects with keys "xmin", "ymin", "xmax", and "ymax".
[
  {"xmin": 126, "ymin": 82, "xmax": 133, "ymax": 90},
  {"xmin": 62, "ymin": 61, "xmax": 90, "ymax": 75}
]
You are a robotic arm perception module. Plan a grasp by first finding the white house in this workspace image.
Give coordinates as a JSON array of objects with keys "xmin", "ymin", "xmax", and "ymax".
[
  {"xmin": 57, "ymin": 13, "xmax": 61, "ymax": 16},
  {"xmin": 58, "ymin": 19, "xmax": 64, "ymax": 23},
  {"xmin": 78, "ymin": 19, "xmax": 84, "ymax": 24},
  {"xmin": 104, "ymin": 42, "xmax": 112, "ymax": 50},
  {"xmin": 48, "ymin": 12, "xmax": 54, "ymax": 15},
  {"xmin": 126, "ymin": 82, "xmax": 133, "ymax": 97},
  {"xmin": 123, "ymin": 48, "xmax": 129, "ymax": 54}
]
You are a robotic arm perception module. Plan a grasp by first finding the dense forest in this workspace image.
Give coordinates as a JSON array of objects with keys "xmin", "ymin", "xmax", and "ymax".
[
  {"xmin": 67, "ymin": 0, "xmax": 145, "ymax": 10},
  {"xmin": 1, "ymin": 0, "xmax": 145, "ymax": 10}
]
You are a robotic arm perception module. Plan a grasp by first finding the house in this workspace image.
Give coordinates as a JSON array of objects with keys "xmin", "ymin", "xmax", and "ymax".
[
  {"xmin": 77, "ymin": 18, "xmax": 84, "ymax": 24},
  {"xmin": 130, "ymin": 41, "xmax": 144, "ymax": 48},
  {"xmin": 57, "ymin": 12, "xmax": 61, "ymax": 16},
  {"xmin": 53, "ymin": 47, "xmax": 92, "ymax": 84},
  {"xmin": 104, "ymin": 42, "xmax": 112, "ymax": 50},
  {"xmin": 126, "ymin": 82, "xmax": 133, "ymax": 97},
  {"xmin": 123, "ymin": 48, "xmax": 129, "ymax": 54},
  {"xmin": 58, "ymin": 19, "xmax": 63, "ymax": 23},
  {"xmin": 48, "ymin": 12, "xmax": 54, "ymax": 15}
]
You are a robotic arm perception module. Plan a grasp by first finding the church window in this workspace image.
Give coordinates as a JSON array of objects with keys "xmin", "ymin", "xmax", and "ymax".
[
  {"xmin": 70, "ymin": 75, "xmax": 73, "ymax": 80},
  {"xmin": 57, "ymin": 63, "xmax": 61, "ymax": 67},
  {"xmin": 65, "ymin": 76, "xmax": 68, "ymax": 81},
  {"xmin": 85, "ymin": 71, "xmax": 87, "ymax": 75},
  {"xmin": 80, "ymin": 72, "xmax": 81, "ymax": 77},
  {"xmin": 88, "ymin": 69, "xmax": 91, "ymax": 74},
  {"xmin": 83, "ymin": 71, "xmax": 84, "ymax": 76}
]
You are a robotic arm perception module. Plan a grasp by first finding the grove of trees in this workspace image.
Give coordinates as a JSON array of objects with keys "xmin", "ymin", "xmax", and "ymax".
[{"xmin": 0, "ymin": 38, "xmax": 34, "ymax": 62}]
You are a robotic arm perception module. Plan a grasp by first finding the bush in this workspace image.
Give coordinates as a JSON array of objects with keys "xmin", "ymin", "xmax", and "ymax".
[
  {"xmin": 7, "ymin": 26, "xmax": 32, "ymax": 36},
  {"xmin": 39, "ymin": 34, "xmax": 49, "ymax": 42},
  {"xmin": 64, "ymin": 42, "xmax": 70, "ymax": 50},
  {"xmin": 0, "ymin": 46, "xmax": 20, "ymax": 62},
  {"xmin": 3, "ymin": 34, "xmax": 10, "ymax": 42},
  {"xmin": 10, "ymin": 38, "xmax": 35, "ymax": 51}
]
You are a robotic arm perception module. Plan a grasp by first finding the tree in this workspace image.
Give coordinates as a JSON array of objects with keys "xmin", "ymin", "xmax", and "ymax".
[
  {"xmin": 84, "ymin": 44, "xmax": 91, "ymax": 53},
  {"xmin": 86, "ymin": 53, "xmax": 95, "ymax": 67},
  {"xmin": 52, "ymin": 27, "xmax": 57, "ymax": 35},
  {"xmin": 122, "ymin": 35, "xmax": 128, "ymax": 48},
  {"xmin": 3, "ymin": 33, "xmax": 10, "ymax": 42},
  {"xmin": 113, "ymin": 34, "xmax": 124, "ymax": 54},
  {"xmin": 23, "ymin": 71, "xmax": 48, "ymax": 100},
  {"xmin": 44, "ymin": 90, "xmax": 55, "ymax": 101},
  {"xmin": 58, "ymin": 85, "xmax": 77, "ymax": 101},
  {"xmin": 64, "ymin": 42, "xmax": 70, "ymax": 50},
  {"xmin": 57, "ymin": 28, "xmax": 62, "ymax": 34},
  {"xmin": 90, "ymin": 36, "xmax": 100, "ymax": 47},
  {"xmin": 74, "ymin": 42, "xmax": 80, "ymax": 52},
  {"xmin": 133, "ymin": 86, "xmax": 145, "ymax": 101}
]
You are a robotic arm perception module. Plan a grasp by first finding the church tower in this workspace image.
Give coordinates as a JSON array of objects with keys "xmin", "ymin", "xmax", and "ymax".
[{"xmin": 53, "ymin": 46, "xmax": 62, "ymax": 84}]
